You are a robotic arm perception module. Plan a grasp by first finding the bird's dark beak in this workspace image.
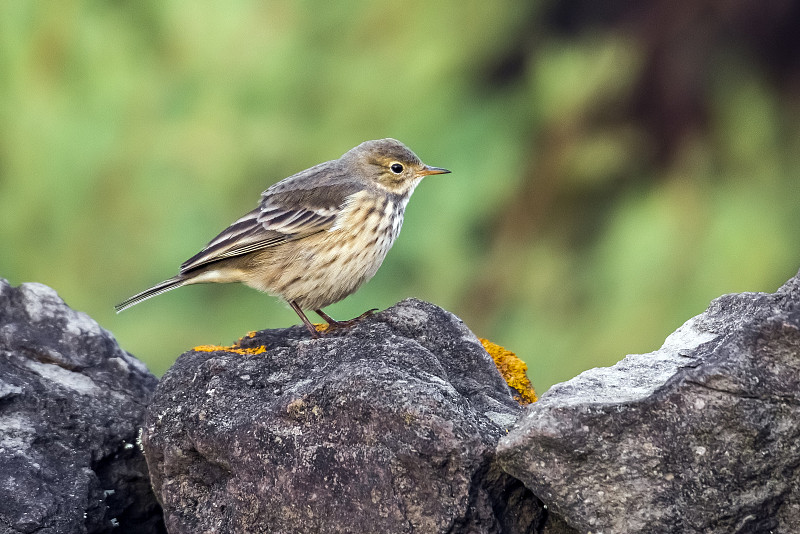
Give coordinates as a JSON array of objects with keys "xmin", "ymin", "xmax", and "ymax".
[{"xmin": 418, "ymin": 165, "xmax": 451, "ymax": 176}]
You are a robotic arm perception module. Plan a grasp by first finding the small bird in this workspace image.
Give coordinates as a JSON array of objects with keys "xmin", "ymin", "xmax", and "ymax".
[{"xmin": 115, "ymin": 138, "xmax": 450, "ymax": 337}]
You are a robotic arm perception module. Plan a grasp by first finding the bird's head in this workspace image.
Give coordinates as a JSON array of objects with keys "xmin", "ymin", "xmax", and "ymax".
[{"xmin": 344, "ymin": 138, "xmax": 450, "ymax": 197}]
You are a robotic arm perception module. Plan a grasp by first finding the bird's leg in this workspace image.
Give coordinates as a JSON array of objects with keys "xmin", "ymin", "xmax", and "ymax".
[
  {"xmin": 289, "ymin": 300, "xmax": 321, "ymax": 338},
  {"xmin": 315, "ymin": 308, "xmax": 379, "ymax": 330}
]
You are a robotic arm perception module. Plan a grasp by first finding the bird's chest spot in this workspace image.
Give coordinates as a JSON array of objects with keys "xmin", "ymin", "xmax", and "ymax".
[
  {"xmin": 388, "ymin": 202, "xmax": 404, "ymax": 243},
  {"xmin": 370, "ymin": 200, "xmax": 405, "ymax": 256},
  {"xmin": 312, "ymin": 195, "xmax": 407, "ymax": 279}
]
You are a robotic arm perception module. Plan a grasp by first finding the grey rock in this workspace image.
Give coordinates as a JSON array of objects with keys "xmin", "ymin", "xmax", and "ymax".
[
  {"xmin": 0, "ymin": 279, "xmax": 164, "ymax": 534},
  {"xmin": 143, "ymin": 298, "xmax": 551, "ymax": 534},
  {"xmin": 497, "ymin": 272, "xmax": 800, "ymax": 533}
]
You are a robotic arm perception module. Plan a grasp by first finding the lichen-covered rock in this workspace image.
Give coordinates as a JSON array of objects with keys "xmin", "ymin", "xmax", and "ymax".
[
  {"xmin": 142, "ymin": 298, "xmax": 549, "ymax": 534},
  {"xmin": 497, "ymin": 271, "xmax": 800, "ymax": 533},
  {"xmin": 480, "ymin": 338, "xmax": 537, "ymax": 405},
  {"xmin": 0, "ymin": 279, "xmax": 164, "ymax": 534}
]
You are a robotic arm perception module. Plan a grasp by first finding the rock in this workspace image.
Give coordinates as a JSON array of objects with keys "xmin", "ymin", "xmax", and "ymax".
[
  {"xmin": 497, "ymin": 272, "xmax": 800, "ymax": 533},
  {"xmin": 142, "ymin": 298, "xmax": 550, "ymax": 534},
  {"xmin": 0, "ymin": 279, "xmax": 164, "ymax": 534}
]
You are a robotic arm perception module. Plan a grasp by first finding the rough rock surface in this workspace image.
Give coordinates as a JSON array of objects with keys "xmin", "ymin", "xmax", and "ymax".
[
  {"xmin": 143, "ymin": 298, "xmax": 554, "ymax": 534},
  {"xmin": 0, "ymin": 279, "xmax": 164, "ymax": 534},
  {"xmin": 497, "ymin": 272, "xmax": 800, "ymax": 533}
]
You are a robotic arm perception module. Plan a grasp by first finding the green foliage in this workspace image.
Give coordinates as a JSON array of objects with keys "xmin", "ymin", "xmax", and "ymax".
[{"xmin": 2, "ymin": 2, "xmax": 798, "ymax": 389}]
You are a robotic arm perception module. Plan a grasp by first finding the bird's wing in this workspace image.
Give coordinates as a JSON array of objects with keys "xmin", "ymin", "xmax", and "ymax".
[{"xmin": 179, "ymin": 177, "xmax": 362, "ymax": 273}]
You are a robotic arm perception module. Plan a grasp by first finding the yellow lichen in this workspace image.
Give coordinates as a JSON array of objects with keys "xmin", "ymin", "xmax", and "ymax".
[
  {"xmin": 231, "ymin": 331, "xmax": 259, "ymax": 348},
  {"xmin": 194, "ymin": 331, "xmax": 268, "ymax": 354},
  {"xmin": 192, "ymin": 343, "xmax": 267, "ymax": 356},
  {"xmin": 314, "ymin": 323, "xmax": 329, "ymax": 333},
  {"xmin": 479, "ymin": 338, "xmax": 537, "ymax": 405},
  {"xmin": 192, "ymin": 344, "xmax": 226, "ymax": 352}
]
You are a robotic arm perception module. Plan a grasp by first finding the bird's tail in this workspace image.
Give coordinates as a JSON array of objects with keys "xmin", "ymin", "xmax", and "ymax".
[{"xmin": 115, "ymin": 275, "xmax": 187, "ymax": 313}]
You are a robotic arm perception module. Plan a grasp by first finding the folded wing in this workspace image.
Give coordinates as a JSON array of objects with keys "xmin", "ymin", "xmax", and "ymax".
[{"xmin": 180, "ymin": 179, "xmax": 361, "ymax": 273}]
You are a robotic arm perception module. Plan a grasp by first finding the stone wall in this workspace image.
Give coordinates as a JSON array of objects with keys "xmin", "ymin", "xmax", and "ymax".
[{"xmin": 3, "ymin": 272, "xmax": 799, "ymax": 533}]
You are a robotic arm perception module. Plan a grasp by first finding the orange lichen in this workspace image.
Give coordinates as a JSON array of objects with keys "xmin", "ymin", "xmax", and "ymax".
[
  {"xmin": 314, "ymin": 323, "xmax": 329, "ymax": 333},
  {"xmin": 192, "ymin": 343, "xmax": 267, "ymax": 356},
  {"xmin": 192, "ymin": 344, "xmax": 226, "ymax": 352},
  {"xmin": 480, "ymin": 338, "xmax": 537, "ymax": 405},
  {"xmin": 232, "ymin": 331, "xmax": 259, "ymax": 348}
]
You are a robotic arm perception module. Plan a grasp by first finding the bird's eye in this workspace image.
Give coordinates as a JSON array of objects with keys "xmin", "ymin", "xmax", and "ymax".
[{"xmin": 390, "ymin": 163, "xmax": 404, "ymax": 174}]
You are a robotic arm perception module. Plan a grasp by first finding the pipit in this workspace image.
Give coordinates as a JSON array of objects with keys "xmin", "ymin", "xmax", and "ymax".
[{"xmin": 115, "ymin": 138, "xmax": 450, "ymax": 337}]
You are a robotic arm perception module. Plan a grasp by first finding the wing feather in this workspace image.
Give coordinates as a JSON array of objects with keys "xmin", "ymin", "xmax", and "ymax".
[{"xmin": 179, "ymin": 166, "xmax": 363, "ymax": 273}]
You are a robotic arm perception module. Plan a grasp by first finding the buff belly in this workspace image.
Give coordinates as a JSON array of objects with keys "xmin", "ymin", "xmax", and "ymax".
[{"xmin": 242, "ymin": 196, "xmax": 403, "ymax": 310}]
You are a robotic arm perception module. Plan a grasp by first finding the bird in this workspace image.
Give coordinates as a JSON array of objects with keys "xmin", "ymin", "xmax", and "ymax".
[{"xmin": 115, "ymin": 138, "xmax": 450, "ymax": 338}]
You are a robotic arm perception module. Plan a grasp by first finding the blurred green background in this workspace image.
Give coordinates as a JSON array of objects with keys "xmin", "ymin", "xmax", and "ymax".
[{"xmin": 2, "ymin": 1, "xmax": 799, "ymax": 393}]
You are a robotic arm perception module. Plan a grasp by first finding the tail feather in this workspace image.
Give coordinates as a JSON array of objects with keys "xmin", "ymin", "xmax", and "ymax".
[{"xmin": 115, "ymin": 276, "xmax": 187, "ymax": 313}]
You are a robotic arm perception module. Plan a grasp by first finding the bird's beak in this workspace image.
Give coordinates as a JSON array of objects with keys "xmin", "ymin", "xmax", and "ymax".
[{"xmin": 418, "ymin": 165, "xmax": 451, "ymax": 176}]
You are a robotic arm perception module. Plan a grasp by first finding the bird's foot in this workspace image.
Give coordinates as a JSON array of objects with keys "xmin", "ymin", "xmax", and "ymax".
[{"xmin": 315, "ymin": 308, "xmax": 379, "ymax": 331}]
